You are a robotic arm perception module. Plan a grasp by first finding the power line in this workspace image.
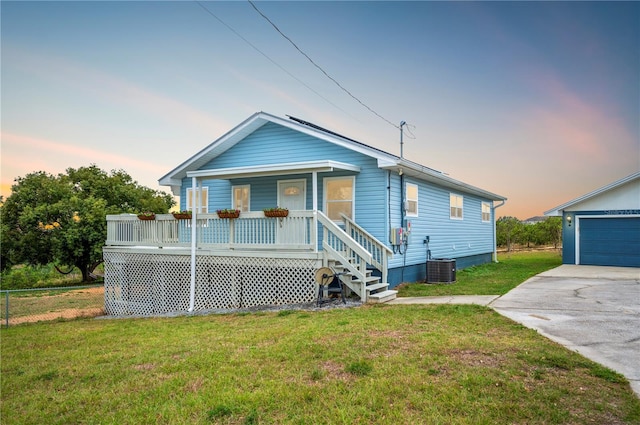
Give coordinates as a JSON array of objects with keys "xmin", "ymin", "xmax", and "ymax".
[
  {"xmin": 248, "ymin": 0, "xmax": 400, "ymax": 130},
  {"xmin": 195, "ymin": 1, "xmax": 353, "ymax": 117}
]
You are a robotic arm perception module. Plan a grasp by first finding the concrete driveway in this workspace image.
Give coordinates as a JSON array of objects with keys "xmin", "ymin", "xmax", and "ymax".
[{"xmin": 490, "ymin": 265, "xmax": 640, "ymax": 397}]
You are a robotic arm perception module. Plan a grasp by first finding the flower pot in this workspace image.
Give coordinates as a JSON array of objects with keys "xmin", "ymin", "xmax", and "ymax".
[
  {"xmin": 137, "ymin": 214, "xmax": 156, "ymax": 220},
  {"xmin": 172, "ymin": 213, "xmax": 192, "ymax": 220},
  {"xmin": 264, "ymin": 210, "xmax": 289, "ymax": 218},
  {"xmin": 217, "ymin": 212, "xmax": 240, "ymax": 219}
]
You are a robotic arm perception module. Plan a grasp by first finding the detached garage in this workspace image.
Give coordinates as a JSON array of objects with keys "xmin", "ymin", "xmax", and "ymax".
[{"xmin": 545, "ymin": 172, "xmax": 640, "ymax": 268}]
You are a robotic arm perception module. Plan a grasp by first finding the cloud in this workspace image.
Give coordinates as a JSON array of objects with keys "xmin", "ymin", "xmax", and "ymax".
[
  {"xmin": 2, "ymin": 132, "xmax": 167, "ymax": 174},
  {"xmin": 518, "ymin": 72, "xmax": 635, "ymax": 163},
  {"xmin": 1, "ymin": 132, "xmax": 170, "ymax": 199},
  {"xmin": 4, "ymin": 46, "xmax": 228, "ymax": 136}
]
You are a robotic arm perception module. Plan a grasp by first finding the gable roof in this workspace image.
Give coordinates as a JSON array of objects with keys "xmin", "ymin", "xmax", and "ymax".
[
  {"xmin": 159, "ymin": 111, "xmax": 506, "ymax": 201},
  {"xmin": 544, "ymin": 171, "xmax": 640, "ymax": 216}
]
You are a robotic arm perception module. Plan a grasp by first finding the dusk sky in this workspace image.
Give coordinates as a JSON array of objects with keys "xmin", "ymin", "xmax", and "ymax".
[{"xmin": 2, "ymin": 1, "xmax": 638, "ymax": 219}]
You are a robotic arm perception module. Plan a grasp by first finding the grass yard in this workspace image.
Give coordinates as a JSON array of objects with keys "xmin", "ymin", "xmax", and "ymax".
[
  {"xmin": 2, "ymin": 250, "xmax": 639, "ymax": 424},
  {"xmin": 2, "ymin": 304, "xmax": 639, "ymax": 424},
  {"xmin": 397, "ymin": 250, "xmax": 562, "ymax": 297}
]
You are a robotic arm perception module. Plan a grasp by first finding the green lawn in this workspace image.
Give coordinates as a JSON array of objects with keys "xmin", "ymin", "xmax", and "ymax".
[
  {"xmin": 3, "ymin": 250, "xmax": 639, "ymax": 424},
  {"xmin": 397, "ymin": 250, "xmax": 562, "ymax": 297}
]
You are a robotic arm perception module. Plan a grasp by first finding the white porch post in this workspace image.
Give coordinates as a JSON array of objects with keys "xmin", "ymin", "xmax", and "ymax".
[
  {"xmin": 189, "ymin": 176, "xmax": 198, "ymax": 312},
  {"xmin": 312, "ymin": 171, "xmax": 318, "ymax": 252},
  {"xmin": 312, "ymin": 171, "xmax": 318, "ymax": 211}
]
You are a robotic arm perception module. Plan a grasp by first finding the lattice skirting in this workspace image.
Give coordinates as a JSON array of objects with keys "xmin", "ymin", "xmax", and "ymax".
[{"xmin": 103, "ymin": 251, "xmax": 318, "ymax": 316}]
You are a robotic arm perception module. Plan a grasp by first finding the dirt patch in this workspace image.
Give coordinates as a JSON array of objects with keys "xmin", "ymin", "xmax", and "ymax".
[
  {"xmin": 5, "ymin": 286, "xmax": 105, "ymax": 325},
  {"xmin": 8, "ymin": 307, "xmax": 105, "ymax": 325}
]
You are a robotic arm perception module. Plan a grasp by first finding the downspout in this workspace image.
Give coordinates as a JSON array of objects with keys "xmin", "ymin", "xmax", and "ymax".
[
  {"xmin": 492, "ymin": 200, "xmax": 506, "ymax": 263},
  {"xmin": 189, "ymin": 176, "xmax": 198, "ymax": 312}
]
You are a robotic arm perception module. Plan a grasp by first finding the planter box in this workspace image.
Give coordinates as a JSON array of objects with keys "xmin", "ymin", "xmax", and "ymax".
[
  {"xmin": 172, "ymin": 213, "xmax": 192, "ymax": 220},
  {"xmin": 264, "ymin": 210, "xmax": 289, "ymax": 218},
  {"xmin": 217, "ymin": 212, "xmax": 240, "ymax": 219},
  {"xmin": 137, "ymin": 214, "xmax": 156, "ymax": 220}
]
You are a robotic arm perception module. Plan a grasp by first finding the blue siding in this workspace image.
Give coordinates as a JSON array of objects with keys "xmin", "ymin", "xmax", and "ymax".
[
  {"xmin": 179, "ymin": 121, "xmax": 497, "ymax": 284},
  {"xmin": 183, "ymin": 122, "xmax": 389, "ymax": 240},
  {"xmin": 388, "ymin": 177, "xmax": 495, "ymax": 271}
]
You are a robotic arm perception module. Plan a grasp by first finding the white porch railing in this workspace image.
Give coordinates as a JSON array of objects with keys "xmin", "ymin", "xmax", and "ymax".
[
  {"xmin": 317, "ymin": 211, "xmax": 374, "ymax": 301},
  {"xmin": 342, "ymin": 213, "xmax": 393, "ymax": 284},
  {"xmin": 106, "ymin": 211, "xmax": 317, "ymax": 251}
]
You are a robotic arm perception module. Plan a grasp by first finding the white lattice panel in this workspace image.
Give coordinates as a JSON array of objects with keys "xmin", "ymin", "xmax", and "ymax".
[{"xmin": 104, "ymin": 251, "xmax": 318, "ymax": 317}]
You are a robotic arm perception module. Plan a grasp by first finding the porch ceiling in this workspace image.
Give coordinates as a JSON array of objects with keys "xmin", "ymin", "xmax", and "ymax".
[{"xmin": 186, "ymin": 160, "xmax": 360, "ymax": 180}]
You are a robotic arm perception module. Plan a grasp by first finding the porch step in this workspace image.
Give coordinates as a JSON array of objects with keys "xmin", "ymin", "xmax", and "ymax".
[
  {"xmin": 367, "ymin": 290, "xmax": 398, "ymax": 304},
  {"xmin": 351, "ymin": 275, "xmax": 380, "ymax": 285},
  {"xmin": 365, "ymin": 283, "xmax": 388, "ymax": 293}
]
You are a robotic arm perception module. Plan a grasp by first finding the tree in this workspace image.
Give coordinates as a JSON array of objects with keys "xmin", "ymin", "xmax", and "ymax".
[
  {"xmin": 1, "ymin": 165, "xmax": 174, "ymax": 281},
  {"xmin": 538, "ymin": 216, "xmax": 563, "ymax": 248},
  {"xmin": 496, "ymin": 216, "xmax": 524, "ymax": 252}
]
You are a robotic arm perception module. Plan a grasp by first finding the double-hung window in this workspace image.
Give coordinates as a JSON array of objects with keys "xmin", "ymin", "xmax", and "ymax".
[
  {"xmin": 482, "ymin": 202, "xmax": 491, "ymax": 222},
  {"xmin": 324, "ymin": 176, "xmax": 354, "ymax": 223},
  {"xmin": 406, "ymin": 183, "xmax": 418, "ymax": 216},
  {"xmin": 232, "ymin": 185, "xmax": 250, "ymax": 212},
  {"xmin": 186, "ymin": 187, "xmax": 209, "ymax": 213},
  {"xmin": 450, "ymin": 193, "xmax": 463, "ymax": 220}
]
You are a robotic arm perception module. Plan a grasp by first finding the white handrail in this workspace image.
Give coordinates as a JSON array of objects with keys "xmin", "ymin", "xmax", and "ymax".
[{"xmin": 341, "ymin": 213, "xmax": 391, "ymax": 283}]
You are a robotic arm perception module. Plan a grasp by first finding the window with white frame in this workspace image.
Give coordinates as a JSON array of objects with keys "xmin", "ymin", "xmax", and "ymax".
[
  {"xmin": 232, "ymin": 185, "xmax": 250, "ymax": 212},
  {"xmin": 186, "ymin": 187, "xmax": 209, "ymax": 213},
  {"xmin": 406, "ymin": 183, "xmax": 418, "ymax": 216},
  {"xmin": 482, "ymin": 202, "xmax": 491, "ymax": 222},
  {"xmin": 450, "ymin": 193, "xmax": 463, "ymax": 220},
  {"xmin": 324, "ymin": 176, "xmax": 354, "ymax": 222}
]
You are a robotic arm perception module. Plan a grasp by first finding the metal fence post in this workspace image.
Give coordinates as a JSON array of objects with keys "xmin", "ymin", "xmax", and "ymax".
[{"xmin": 5, "ymin": 290, "xmax": 9, "ymax": 328}]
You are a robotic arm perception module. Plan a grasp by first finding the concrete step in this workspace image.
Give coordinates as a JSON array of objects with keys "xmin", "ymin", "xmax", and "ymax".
[{"xmin": 367, "ymin": 290, "xmax": 398, "ymax": 304}]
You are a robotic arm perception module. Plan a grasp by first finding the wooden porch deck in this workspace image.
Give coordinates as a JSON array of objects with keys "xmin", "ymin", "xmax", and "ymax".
[{"xmin": 104, "ymin": 211, "xmax": 395, "ymax": 316}]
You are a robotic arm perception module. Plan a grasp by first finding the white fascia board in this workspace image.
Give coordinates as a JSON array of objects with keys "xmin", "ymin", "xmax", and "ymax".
[
  {"xmin": 273, "ymin": 116, "xmax": 398, "ymax": 163},
  {"xmin": 158, "ymin": 112, "xmax": 268, "ymax": 186},
  {"xmin": 159, "ymin": 111, "xmax": 388, "ymax": 188},
  {"xmin": 186, "ymin": 160, "xmax": 360, "ymax": 180},
  {"xmin": 544, "ymin": 171, "xmax": 640, "ymax": 216},
  {"xmin": 380, "ymin": 160, "xmax": 507, "ymax": 201}
]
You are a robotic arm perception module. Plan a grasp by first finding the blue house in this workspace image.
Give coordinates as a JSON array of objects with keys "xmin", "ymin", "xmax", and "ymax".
[
  {"xmin": 544, "ymin": 172, "xmax": 640, "ymax": 267},
  {"xmin": 103, "ymin": 112, "xmax": 506, "ymax": 316}
]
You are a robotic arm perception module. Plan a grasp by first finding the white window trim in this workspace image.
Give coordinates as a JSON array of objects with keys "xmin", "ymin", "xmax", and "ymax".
[
  {"xmin": 482, "ymin": 202, "xmax": 491, "ymax": 223},
  {"xmin": 186, "ymin": 187, "xmax": 209, "ymax": 213},
  {"xmin": 406, "ymin": 182, "xmax": 418, "ymax": 217},
  {"xmin": 450, "ymin": 193, "xmax": 463, "ymax": 220},
  {"xmin": 232, "ymin": 184, "xmax": 251, "ymax": 212},
  {"xmin": 323, "ymin": 176, "xmax": 355, "ymax": 224}
]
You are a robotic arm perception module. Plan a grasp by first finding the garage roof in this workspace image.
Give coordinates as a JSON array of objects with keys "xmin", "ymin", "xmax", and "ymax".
[{"xmin": 544, "ymin": 171, "xmax": 640, "ymax": 216}]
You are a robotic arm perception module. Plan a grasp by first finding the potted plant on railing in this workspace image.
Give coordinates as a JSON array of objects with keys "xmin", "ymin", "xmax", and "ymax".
[
  {"xmin": 137, "ymin": 211, "xmax": 156, "ymax": 220},
  {"xmin": 263, "ymin": 207, "xmax": 289, "ymax": 218},
  {"xmin": 172, "ymin": 210, "xmax": 192, "ymax": 220},
  {"xmin": 216, "ymin": 208, "xmax": 241, "ymax": 219}
]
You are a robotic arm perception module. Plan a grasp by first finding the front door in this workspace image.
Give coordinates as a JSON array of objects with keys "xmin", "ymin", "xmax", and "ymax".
[
  {"xmin": 278, "ymin": 179, "xmax": 306, "ymax": 210},
  {"xmin": 277, "ymin": 179, "xmax": 306, "ymax": 244}
]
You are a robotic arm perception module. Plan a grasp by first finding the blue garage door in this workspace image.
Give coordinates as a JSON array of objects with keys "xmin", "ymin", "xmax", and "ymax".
[{"xmin": 579, "ymin": 217, "xmax": 640, "ymax": 267}]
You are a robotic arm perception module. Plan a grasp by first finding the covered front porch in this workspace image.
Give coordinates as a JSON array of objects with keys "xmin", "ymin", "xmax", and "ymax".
[{"xmin": 103, "ymin": 210, "xmax": 394, "ymax": 316}]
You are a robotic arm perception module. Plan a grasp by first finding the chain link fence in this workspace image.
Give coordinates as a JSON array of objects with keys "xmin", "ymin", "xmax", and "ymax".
[{"xmin": 1, "ymin": 284, "xmax": 105, "ymax": 327}]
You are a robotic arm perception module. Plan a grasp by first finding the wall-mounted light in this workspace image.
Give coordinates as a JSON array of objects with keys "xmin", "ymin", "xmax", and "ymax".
[{"xmin": 566, "ymin": 215, "xmax": 572, "ymax": 227}]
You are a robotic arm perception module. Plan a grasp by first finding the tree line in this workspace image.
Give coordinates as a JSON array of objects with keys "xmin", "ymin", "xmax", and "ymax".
[
  {"xmin": 1, "ymin": 164, "xmax": 563, "ymax": 283},
  {"xmin": 496, "ymin": 216, "xmax": 562, "ymax": 252}
]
